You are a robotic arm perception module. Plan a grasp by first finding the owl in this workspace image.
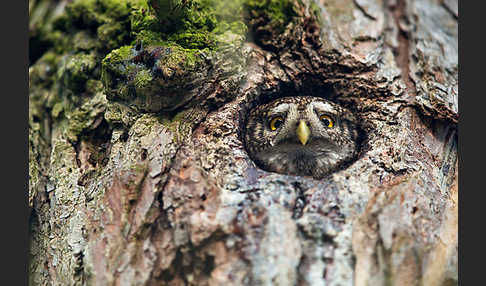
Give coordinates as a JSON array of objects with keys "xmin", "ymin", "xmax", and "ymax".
[{"xmin": 244, "ymin": 96, "xmax": 359, "ymax": 179}]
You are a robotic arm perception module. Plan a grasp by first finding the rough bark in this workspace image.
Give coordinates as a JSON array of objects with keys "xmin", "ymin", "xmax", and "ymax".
[{"xmin": 29, "ymin": 0, "xmax": 458, "ymax": 285}]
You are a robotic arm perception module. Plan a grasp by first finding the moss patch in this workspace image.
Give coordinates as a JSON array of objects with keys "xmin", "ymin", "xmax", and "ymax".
[
  {"xmin": 57, "ymin": 52, "xmax": 98, "ymax": 94},
  {"xmin": 31, "ymin": 0, "xmax": 299, "ymax": 106},
  {"xmin": 137, "ymin": 0, "xmax": 250, "ymax": 49},
  {"xmin": 30, "ymin": 0, "xmax": 300, "ymax": 137},
  {"xmin": 134, "ymin": 69, "xmax": 153, "ymax": 88},
  {"xmin": 101, "ymin": 41, "xmax": 212, "ymax": 112},
  {"xmin": 65, "ymin": 92, "xmax": 108, "ymax": 141},
  {"xmin": 244, "ymin": 0, "xmax": 297, "ymax": 32}
]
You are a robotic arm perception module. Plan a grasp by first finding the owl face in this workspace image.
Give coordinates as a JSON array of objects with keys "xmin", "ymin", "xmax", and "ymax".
[{"xmin": 244, "ymin": 96, "xmax": 359, "ymax": 179}]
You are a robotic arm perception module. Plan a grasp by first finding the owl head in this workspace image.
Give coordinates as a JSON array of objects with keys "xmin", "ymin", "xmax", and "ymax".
[{"xmin": 244, "ymin": 96, "xmax": 359, "ymax": 179}]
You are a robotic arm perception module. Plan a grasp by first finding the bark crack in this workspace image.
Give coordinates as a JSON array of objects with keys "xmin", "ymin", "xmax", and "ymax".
[
  {"xmin": 440, "ymin": 0, "xmax": 458, "ymax": 20},
  {"xmin": 353, "ymin": 0, "xmax": 378, "ymax": 21},
  {"xmin": 291, "ymin": 181, "xmax": 306, "ymax": 219},
  {"xmin": 390, "ymin": 0, "xmax": 417, "ymax": 100},
  {"xmin": 276, "ymin": 56, "xmax": 294, "ymax": 83}
]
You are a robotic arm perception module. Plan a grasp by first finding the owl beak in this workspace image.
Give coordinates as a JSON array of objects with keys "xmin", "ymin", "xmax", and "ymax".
[{"xmin": 296, "ymin": 120, "xmax": 310, "ymax": 145}]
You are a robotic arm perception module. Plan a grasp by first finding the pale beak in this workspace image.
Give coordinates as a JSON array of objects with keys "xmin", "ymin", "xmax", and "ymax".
[{"xmin": 296, "ymin": 120, "xmax": 310, "ymax": 145}]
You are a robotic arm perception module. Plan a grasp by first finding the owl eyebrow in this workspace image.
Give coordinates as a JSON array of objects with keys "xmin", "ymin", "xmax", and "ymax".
[
  {"xmin": 264, "ymin": 111, "xmax": 287, "ymax": 120},
  {"xmin": 313, "ymin": 108, "xmax": 337, "ymax": 118},
  {"xmin": 268, "ymin": 103, "xmax": 290, "ymax": 114}
]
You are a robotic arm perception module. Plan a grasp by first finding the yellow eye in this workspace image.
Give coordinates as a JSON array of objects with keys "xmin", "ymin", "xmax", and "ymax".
[
  {"xmin": 269, "ymin": 116, "xmax": 284, "ymax": 131},
  {"xmin": 320, "ymin": 114, "xmax": 334, "ymax": 128}
]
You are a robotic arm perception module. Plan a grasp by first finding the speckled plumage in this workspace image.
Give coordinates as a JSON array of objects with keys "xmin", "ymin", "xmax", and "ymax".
[{"xmin": 244, "ymin": 96, "xmax": 359, "ymax": 179}]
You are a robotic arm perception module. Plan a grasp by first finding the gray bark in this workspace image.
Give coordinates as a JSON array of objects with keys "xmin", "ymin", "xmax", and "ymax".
[{"xmin": 29, "ymin": 0, "xmax": 458, "ymax": 285}]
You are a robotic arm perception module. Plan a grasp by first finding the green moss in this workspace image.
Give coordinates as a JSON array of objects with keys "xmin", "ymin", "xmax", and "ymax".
[
  {"xmin": 244, "ymin": 0, "xmax": 297, "ymax": 32},
  {"xmin": 39, "ymin": 50, "xmax": 61, "ymax": 68},
  {"xmin": 105, "ymin": 101, "xmax": 139, "ymax": 125},
  {"xmin": 309, "ymin": 0, "xmax": 323, "ymax": 24},
  {"xmin": 148, "ymin": 0, "xmax": 249, "ymax": 49},
  {"xmin": 133, "ymin": 30, "xmax": 164, "ymax": 46},
  {"xmin": 65, "ymin": 92, "xmax": 108, "ymax": 141},
  {"xmin": 33, "ymin": 0, "xmax": 298, "ymax": 81},
  {"xmin": 86, "ymin": 79, "xmax": 104, "ymax": 94},
  {"xmin": 57, "ymin": 52, "xmax": 98, "ymax": 94},
  {"xmin": 101, "ymin": 45, "xmax": 133, "ymax": 90},
  {"xmin": 28, "ymin": 133, "xmax": 41, "ymax": 207},
  {"xmin": 169, "ymin": 30, "xmax": 214, "ymax": 49},
  {"xmin": 33, "ymin": 0, "xmax": 258, "ymax": 100},
  {"xmin": 147, "ymin": 0, "xmax": 298, "ymax": 48},
  {"xmin": 104, "ymin": 45, "xmax": 134, "ymax": 63},
  {"xmin": 160, "ymin": 108, "xmax": 195, "ymax": 143},
  {"xmin": 31, "ymin": 0, "xmax": 300, "ymax": 133},
  {"xmin": 163, "ymin": 44, "xmax": 204, "ymax": 70},
  {"xmin": 97, "ymin": 22, "xmax": 127, "ymax": 51},
  {"xmin": 47, "ymin": 0, "xmax": 151, "ymax": 55},
  {"xmin": 150, "ymin": 0, "xmax": 193, "ymax": 32},
  {"xmin": 101, "ymin": 45, "xmax": 135, "ymax": 101},
  {"xmin": 102, "ymin": 41, "xmax": 205, "ymax": 95},
  {"xmin": 29, "ymin": 51, "xmax": 60, "ymax": 91},
  {"xmin": 64, "ymin": 0, "xmax": 132, "ymax": 29},
  {"xmin": 213, "ymin": 20, "xmax": 247, "ymax": 36},
  {"xmin": 134, "ymin": 69, "xmax": 153, "ymax": 88},
  {"xmin": 131, "ymin": 3, "xmax": 158, "ymax": 32},
  {"xmin": 64, "ymin": 0, "xmax": 100, "ymax": 28},
  {"xmin": 72, "ymin": 31, "xmax": 98, "ymax": 51},
  {"xmin": 44, "ymin": 30, "xmax": 73, "ymax": 54},
  {"xmin": 52, "ymin": 102, "xmax": 64, "ymax": 118}
]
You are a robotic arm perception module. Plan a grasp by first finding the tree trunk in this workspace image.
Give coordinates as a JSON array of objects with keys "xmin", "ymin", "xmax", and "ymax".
[{"xmin": 29, "ymin": 0, "xmax": 458, "ymax": 285}]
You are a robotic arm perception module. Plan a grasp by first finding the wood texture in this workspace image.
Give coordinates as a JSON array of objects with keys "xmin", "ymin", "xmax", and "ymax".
[{"xmin": 29, "ymin": 0, "xmax": 458, "ymax": 285}]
